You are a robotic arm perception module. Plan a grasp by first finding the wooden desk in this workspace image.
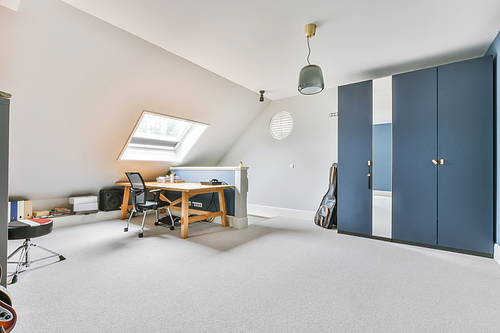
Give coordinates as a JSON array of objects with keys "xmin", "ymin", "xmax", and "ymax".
[{"xmin": 115, "ymin": 181, "xmax": 235, "ymax": 239}]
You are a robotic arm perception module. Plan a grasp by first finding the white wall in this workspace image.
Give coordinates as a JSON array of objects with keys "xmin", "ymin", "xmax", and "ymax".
[
  {"xmin": 0, "ymin": 0, "xmax": 268, "ymax": 202},
  {"xmin": 217, "ymin": 88, "xmax": 338, "ymax": 213}
]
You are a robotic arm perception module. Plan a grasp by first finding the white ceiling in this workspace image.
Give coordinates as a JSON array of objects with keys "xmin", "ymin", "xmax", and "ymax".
[
  {"xmin": 60, "ymin": 0, "xmax": 500, "ymax": 100},
  {"xmin": 0, "ymin": 0, "xmax": 20, "ymax": 11}
]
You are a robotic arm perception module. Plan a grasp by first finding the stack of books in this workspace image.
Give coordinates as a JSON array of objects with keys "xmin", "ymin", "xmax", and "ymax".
[
  {"xmin": 33, "ymin": 210, "xmax": 50, "ymax": 218},
  {"xmin": 50, "ymin": 207, "xmax": 71, "ymax": 217}
]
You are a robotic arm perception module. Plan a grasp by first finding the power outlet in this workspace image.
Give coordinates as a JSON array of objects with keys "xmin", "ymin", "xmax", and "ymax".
[{"xmin": 192, "ymin": 202, "xmax": 202, "ymax": 208}]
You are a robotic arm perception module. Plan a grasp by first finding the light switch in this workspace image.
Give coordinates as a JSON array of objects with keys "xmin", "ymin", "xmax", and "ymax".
[{"xmin": 290, "ymin": 164, "xmax": 294, "ymax": 169}]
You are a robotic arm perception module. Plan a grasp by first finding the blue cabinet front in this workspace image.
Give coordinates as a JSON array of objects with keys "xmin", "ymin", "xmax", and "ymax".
[
  {"xmin": 337, "ymin": 80, "xmax": 372, "ymax": 236},
  {"xmin": 392, "ymin": 67, "xmax": 438, "ymax": 246},
  {"xmin": 437, "ymin": 56, "xmax": 494, "ymax": 254}
]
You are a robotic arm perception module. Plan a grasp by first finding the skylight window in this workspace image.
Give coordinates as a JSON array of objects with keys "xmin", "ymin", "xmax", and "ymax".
[{"xmin": 118, "ymin": 111, "xmax": 208, "ymax": 162}]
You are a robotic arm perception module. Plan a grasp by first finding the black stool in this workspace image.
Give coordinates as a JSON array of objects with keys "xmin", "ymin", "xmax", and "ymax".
[{"xmin": 8, "ymin": 219, "xmax": 66, "ymax": 284}]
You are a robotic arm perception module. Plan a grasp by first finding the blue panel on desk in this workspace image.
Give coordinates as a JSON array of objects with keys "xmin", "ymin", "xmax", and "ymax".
[
  {"xmin": 337, "ymin": 80, "xmax": 372, "ymax": 235},
  {"xmin": 392, "ymin": 67, "xmax": 438, "ymax": 245},
  {"xmin": 167, "ymin": 169, "xmax": 235, "ymax": 216},
  {"xmin": 163, "ymin": 190, "xmax": 235, "ymax": 216},
  {"xmin": 437, "ymin": 56, "xmax": 493, "ymax": 254}
]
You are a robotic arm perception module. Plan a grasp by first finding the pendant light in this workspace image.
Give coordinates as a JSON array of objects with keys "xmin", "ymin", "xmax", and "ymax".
[{"xmin": 298, "ymin": 23, "xmax": 324, "ymax": 95}]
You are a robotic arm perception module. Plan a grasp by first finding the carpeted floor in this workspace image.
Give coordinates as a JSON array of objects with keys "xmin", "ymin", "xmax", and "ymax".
[{"xmin": 6, "ymin": 215, "xmax": 500, "ymax": 332}]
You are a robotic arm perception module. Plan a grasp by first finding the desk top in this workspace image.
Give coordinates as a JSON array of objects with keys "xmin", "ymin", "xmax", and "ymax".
[{"xmin": 115, "ymin": 181, "xmax": 235, "ymax": 193}]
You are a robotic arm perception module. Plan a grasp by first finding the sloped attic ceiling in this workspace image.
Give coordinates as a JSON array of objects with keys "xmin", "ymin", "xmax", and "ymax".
[
  {"xmin": 2, "ymin": 0, "xmax": 500, "ymax": 202},
  {"xmin": 0, "ymin": 0, "xmax": 268, "ymax": 200},
  {"xmin": 59, "ymin": 0, "xmax": 500, "ymax": 100}
]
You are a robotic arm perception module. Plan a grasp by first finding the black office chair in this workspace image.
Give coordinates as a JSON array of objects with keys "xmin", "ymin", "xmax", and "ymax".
[{"xmin": 125, "ymin": 172, "xmax": 174, "ymax": 238}]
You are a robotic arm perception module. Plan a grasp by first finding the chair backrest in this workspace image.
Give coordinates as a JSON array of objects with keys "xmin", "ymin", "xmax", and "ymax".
[
  {"xmin": 126, "ymin": 172, "xmax": 146, "ymax": 190},
  {"xmin": 125, "ymin": 172, "xmax": 147, "ymax": 206}
]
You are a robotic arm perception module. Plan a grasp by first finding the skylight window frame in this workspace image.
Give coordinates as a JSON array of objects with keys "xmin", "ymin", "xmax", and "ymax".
[
  {"xmin": 128, "ymin": 123, "xmax": 193, "ymax": 151},
  {"xmin": 118, "ymin": 110, "xmax": 208, "ymax": 162}
]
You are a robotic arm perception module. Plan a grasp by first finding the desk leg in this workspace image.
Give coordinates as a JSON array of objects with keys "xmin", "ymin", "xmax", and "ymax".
[
  {"xmin": 181, "ymin": 192, "xmax": 189, "ymax": 239},
  {"xmin": 120, "ymin": 186, "xmax": 130, "ymax": 220},
  {"xmin": 218, "ymin": 189, "xmax": 228, "ymax": 227}
]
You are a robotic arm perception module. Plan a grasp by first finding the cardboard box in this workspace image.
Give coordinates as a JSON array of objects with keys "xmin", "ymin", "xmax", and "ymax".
[
  {"xmin": 72, "ymin": 202, "xmax": 98, "ymax": 212},
  {"xmin": 69, "ymin": 196, "xmax": 97, "ymax": 205},
  {"xmin": 33, "ymin": 210, "xmax": 50, "ymax": 217}
]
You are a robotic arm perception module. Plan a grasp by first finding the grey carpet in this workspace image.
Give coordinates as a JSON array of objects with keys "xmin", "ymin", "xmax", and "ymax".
[{"xmin": 6, "ymin": 215, "xmax": 500, "ymax": 332}]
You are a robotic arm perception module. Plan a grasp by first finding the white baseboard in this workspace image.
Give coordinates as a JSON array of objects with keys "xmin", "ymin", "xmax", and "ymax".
[
  {"xmin": 494, "ymin": 243, "xmax": 500, "ymax": 266},
  {"xmin": 52, "ymin": 210, "xmax": 122, "ymax": 228},
  {"xmin": 248, "ymin": 204, "xmax": 315, "ymax": 220}
]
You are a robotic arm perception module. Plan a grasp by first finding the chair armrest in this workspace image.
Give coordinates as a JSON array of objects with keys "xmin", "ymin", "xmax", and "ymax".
[{"xmin": 149, "ymin": 188, "xmax": 164, "ymax": 202}]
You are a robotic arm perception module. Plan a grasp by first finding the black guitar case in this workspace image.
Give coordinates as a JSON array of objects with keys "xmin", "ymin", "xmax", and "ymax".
[{"xmin": 314, "ymin": 163, "xmax": 338, "ymax": 229}]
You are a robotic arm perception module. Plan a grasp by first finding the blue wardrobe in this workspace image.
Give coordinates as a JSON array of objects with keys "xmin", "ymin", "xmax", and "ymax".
[
  {"xmin": 338, "ymin": 56, "xmax": 494, "ymax": 257},
  {"xmin": 392, "ymin": 56, "xmax": 493, "ymax": 256}
]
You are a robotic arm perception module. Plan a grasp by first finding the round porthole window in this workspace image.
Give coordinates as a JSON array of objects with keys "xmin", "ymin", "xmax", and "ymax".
[{"xmin": 269, "ymin": 111, "xmax": 293, "ymax": 140}]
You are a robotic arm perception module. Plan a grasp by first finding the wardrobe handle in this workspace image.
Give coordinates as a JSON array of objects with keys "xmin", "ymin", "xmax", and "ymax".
[
  {"xmin": 367, "ymin": 160, "xmax": 372, "ymax": 190},
  {"xmin": 440, "ymin": 159, "xmax": 445, "ymax": 165},
  {"xmin": 431, "ymin": 159, "xmax": 438, "ymax": 165}
]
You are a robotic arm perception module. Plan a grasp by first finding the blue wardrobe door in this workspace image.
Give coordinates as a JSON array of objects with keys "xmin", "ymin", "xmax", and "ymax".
[
  {"xmin": 337, "ymin": 80, "xmax": 372, "ymax": 235},
  {"xmin": 392, "ymin": 67, "xmax": 438, "ymax": 245},
  {"xmin": 437, "ymin": 56, "xmax": 494, "ymax": 255}
]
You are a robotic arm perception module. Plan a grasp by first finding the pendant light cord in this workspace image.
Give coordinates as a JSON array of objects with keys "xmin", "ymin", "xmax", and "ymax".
[{"xmin": 306, "ymin": 37, "xmax": 312, "ymax": 65}]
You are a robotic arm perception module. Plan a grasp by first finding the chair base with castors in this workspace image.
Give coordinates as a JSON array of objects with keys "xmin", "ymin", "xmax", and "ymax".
[
  {"xmin": 125, "ymin": 206, "xmax": 175, "ymax": 237},
  {"xmin": 155, "ymin": 214, "xmax": 177, "ymax": 230},
  {"xmin": 8, "ymin": 219, "xmax": 66, "ymax": 284}
]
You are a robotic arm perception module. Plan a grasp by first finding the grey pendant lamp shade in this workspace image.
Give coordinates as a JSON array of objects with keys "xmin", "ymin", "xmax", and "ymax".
[
  {"xmin": 298, "ymin": 64, "xmax": 324, "ymax": 94},
  {"xmin": 298, "ymin": 23, "xmax": 324, "ymax": 95}
]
